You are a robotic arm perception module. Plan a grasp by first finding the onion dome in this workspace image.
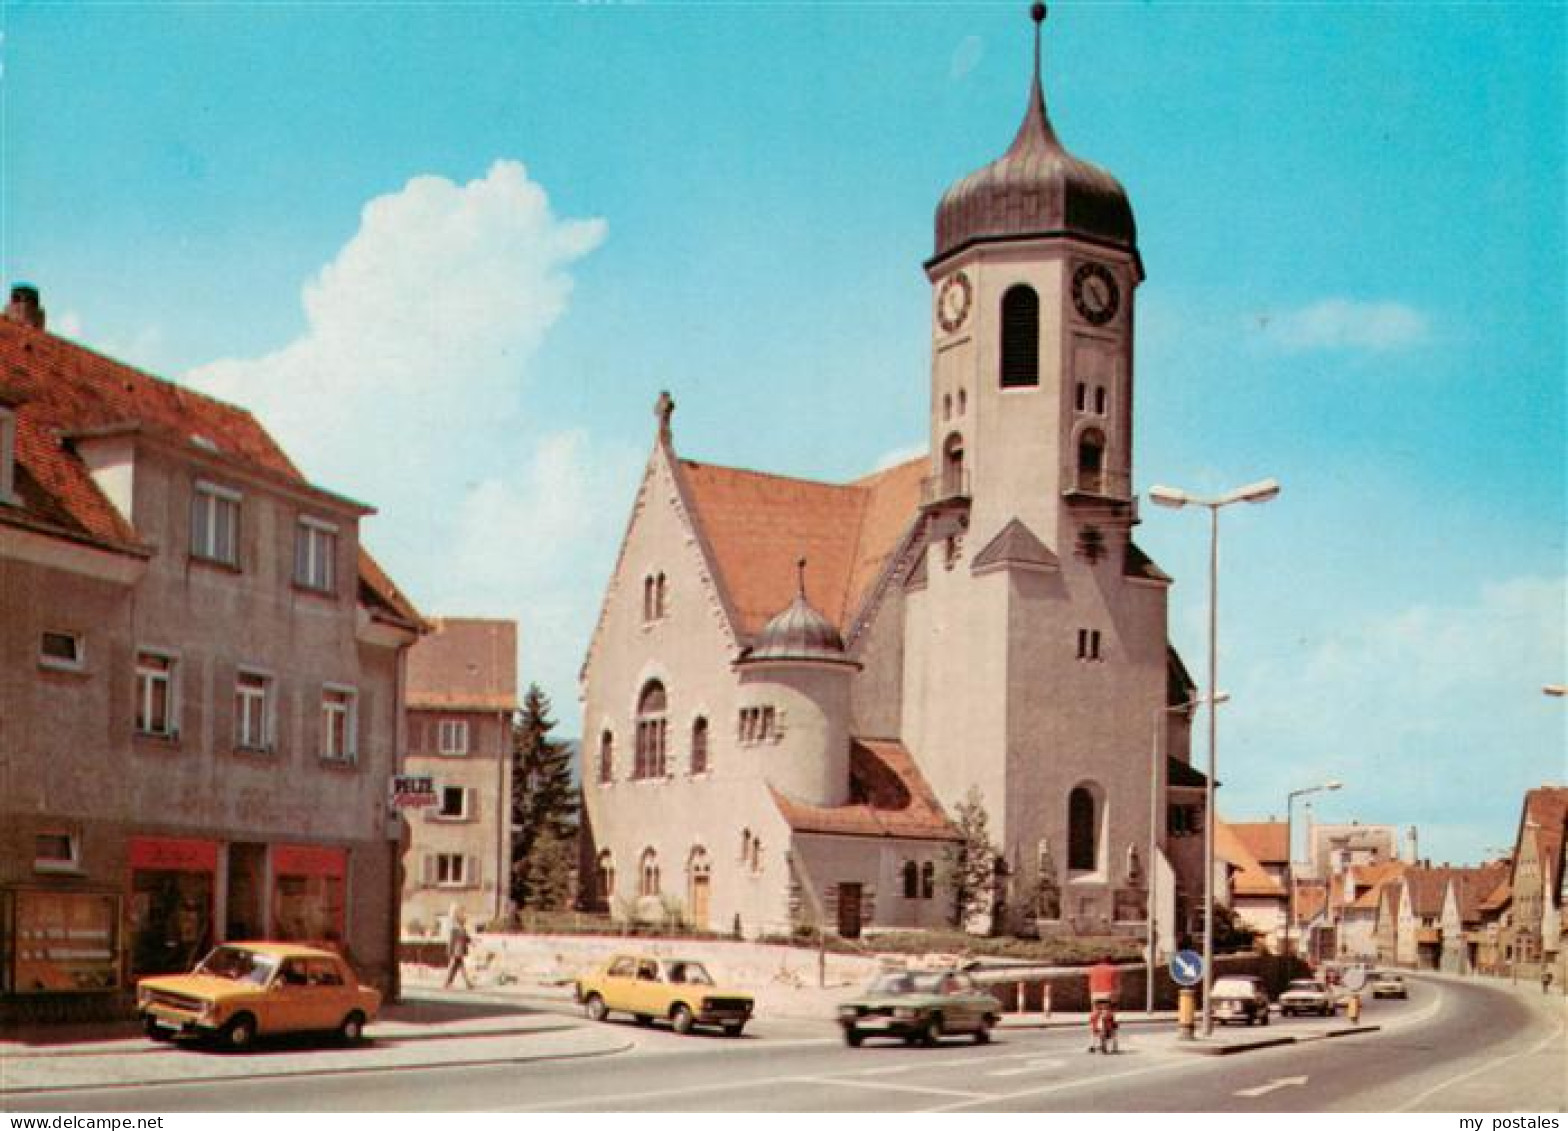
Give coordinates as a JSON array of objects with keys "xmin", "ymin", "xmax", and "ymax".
[
  {"xmin": 745, "ymin": 559, "xmax": 851, "ymax": 663},
  {"xmin": 931, "ymin": 4, "xmax": 1136, "ymax": 266}
]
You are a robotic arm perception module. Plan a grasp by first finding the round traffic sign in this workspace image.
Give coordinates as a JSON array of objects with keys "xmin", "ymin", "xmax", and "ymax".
[{"xmin": 1170, "ymin": 949, "xmax": 1204, "ymax": 987}]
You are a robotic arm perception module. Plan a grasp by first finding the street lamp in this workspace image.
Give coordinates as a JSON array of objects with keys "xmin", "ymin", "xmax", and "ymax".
[
  {"xmin": 1148, "ymin": 691, "xmax": 1230, "ymax": 1015},
  {"xmin": 1283, "ymin": 779, "xmax": 1342, "ymax": 964},
  {"xmin": 1149, "ymin": 476, "xmax": 1280, "ymax": 1036}
]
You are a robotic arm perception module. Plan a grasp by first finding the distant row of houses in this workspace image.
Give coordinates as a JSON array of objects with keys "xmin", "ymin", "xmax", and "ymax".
[{"xmin": 1217, "ymin": 786, "xmax": 1567, "ymax": 981}]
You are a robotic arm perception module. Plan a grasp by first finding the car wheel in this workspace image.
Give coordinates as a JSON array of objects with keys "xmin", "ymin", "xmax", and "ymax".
[
  {"xmin": 974, "ymin": 1016, "xmax": 994, "ymax": 1045},
  {"xmin": 337, "ymin": 1010, "xmax": 367, "ymax": 1045},
  {"xmin": 671, "ymin": 1004, "xmax": 695, "ymax": 1036},
  {"xmin": 143, "ymin": 1018, "xmax": 173, "ymax": 1043},
  {"xmin": 722, "ymin": 1022, "xmax": 745, "ymax": 1038},
  {"xmin": 219, "ymin": 1014, "xmax": 257, "ymax": 1051},
  {"xmin": 921, "ymin": 1015, "xmax": 943, "ymax": 1047},
  {"xmin": 843, "ymin": 1027, "xmax": 863, "ymax": 1048},
  {"xmin": 584, "ymin": 993, "xmax": 609, "ymax": 1023}
]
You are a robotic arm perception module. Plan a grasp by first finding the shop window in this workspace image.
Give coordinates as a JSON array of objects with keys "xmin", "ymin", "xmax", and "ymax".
[
  {"xmin": 39, "ymin": 630, "xmax": 84, "ymax": 672},
  {"xmin": 190, "ymin": 480, "xmax": 241, "ymax": 567},
  {"xmin": 320, "ymin": 685, "xmax": 357, "ymax": 763},
  {"xmin": 234, "ymin": 669, "xmax": 274, "ymax": 752},
  {"xmin": 134, "ymin": 650, "xmax": 179, "ymax": 738},
  {"xmin": 10, "ymin": 889, "xmax": 121, "ymax": 993},
  {"xmin": 273, "ymin": 846, "xmax": 347, "ymax": 944},
  {"xmin": 690, "ymin": 716, "xmax": 709, "ymax": 774},
  {"xmin": 438, "ymin": 719, "xmax": 469, "ymax": 755},
  {"xmin": 130, "ymin": 864, "xmax": 213, "ymax": 977},
  {"xmin": 294, "ymin": 516, "xmax": 338, "ymax": 593}
]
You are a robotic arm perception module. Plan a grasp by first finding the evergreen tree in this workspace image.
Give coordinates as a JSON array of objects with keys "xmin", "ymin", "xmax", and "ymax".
[
  {"xmin": 510, "ymin": 684, "xmax": 579, "ymax": 911},
  {"xmin": 946, "ymin": 785, "xmax": 999, "ymax": 932}
]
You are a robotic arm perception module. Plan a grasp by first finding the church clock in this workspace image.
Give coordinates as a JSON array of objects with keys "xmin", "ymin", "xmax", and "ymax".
[
  {"xmin": 1071, "ymin": 262, "xmax": 1120, "ymax": 326},
  {"xmin": 937, "ymin": 271, "xmax": 973, "ymax": 333}
]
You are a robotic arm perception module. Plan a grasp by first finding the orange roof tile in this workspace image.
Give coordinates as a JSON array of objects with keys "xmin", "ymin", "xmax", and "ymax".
[
  {"xmin": 771, "ymin": 738, "xmax": 958, "ymax": 842},
  {"xmin": 1228, "ymin": 821, "xmax": 1289, "ymax": 866},
  {"xmin": 678, "ymin": 456, "xmax": 924, "ymax": 638},
  {"xmin": 407, "ymin": 618, "xmax": 518, "ymax": 711},
  {"xmin": 1215, "ymin": 820, "xmax": 1284, "ymax": 898}
]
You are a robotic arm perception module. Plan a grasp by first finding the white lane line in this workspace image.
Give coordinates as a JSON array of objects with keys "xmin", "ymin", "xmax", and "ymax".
[
  {"xmin": 987, "ymin": 1059, "xmax": 1064, "ymax": 1077},
  {"xmin": 925, "ymin": 1058, "xmax": 1186, "ymax": 1112},
  {"xmin": 505, "ymin": 1074, "xmax": 785, "ymax": 1111},
  {"xmin": 1394, "ymin": 1012, "xmax": 1568, "ymax": 1112},
  {"xmin": 1233, "ymin": 1074, "xmax": 1308, "ymax": 1098},
  {"xmin": 793, "ymin": 1075, "xmax": 987, "ymax": 1100}
]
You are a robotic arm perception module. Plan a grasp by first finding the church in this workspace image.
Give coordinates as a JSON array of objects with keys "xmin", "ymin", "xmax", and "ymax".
[{"xmin": 580, "ymin": 7, "xmax": 1207, "ymax": 944}]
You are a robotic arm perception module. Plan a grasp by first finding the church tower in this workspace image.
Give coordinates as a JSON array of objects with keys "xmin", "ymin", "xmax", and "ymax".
[
  {"xmin": 902, "ymin": 5, "xmax": 1174, "ymax": 935},
  {"xmin": 923, "ymin": 2, "xmax": 1140, "ymax": 560}
]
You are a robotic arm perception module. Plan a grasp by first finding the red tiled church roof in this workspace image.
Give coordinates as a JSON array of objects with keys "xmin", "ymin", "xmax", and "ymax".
[
  {"xmin": 770, "ymin": 738, "xmax": 959, "ymax": 842},
  {"xmin": 678, "ymin": 456, "xmax": 924, "ymax": 638}
]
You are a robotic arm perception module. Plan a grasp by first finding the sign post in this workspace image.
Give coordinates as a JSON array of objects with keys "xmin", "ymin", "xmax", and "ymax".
[{"xmin": 1171, "ymin": 949, "xmax": 1203, "ymax": 1041}]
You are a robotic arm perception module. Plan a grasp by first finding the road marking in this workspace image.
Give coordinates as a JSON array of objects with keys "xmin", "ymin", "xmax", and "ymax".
[
  {"xmin": 793, "ymin": 1075, "xmax": 987, "ymax": 1100},
  {"xmin": 987, "ymin": 1059, "xmax": 1064, "ymax": 1077},
  {"xmin": 1234, "ymin": 1074, "xmax": 1309, "ymax": 1097},
  {"xmin": 925, "ymin": 1058, "xmax": 1186, "ymax": 1112},
  {"xmin": 1394, "ymin": 1010, "xmax": 1568, "ymax": 1112}
]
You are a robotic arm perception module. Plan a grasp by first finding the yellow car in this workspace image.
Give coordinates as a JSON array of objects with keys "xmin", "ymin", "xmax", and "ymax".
[
  {"xmin": 137, "ymin": 942, "xmax": 381, "ymax": 1050},
  {"xmin": 575, "ymin": 954, "xmax": 753, "ymax": 1037}
]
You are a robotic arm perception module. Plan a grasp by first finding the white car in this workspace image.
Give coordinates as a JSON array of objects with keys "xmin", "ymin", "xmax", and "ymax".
[
  {"xmin": 1278, "ymin": 978, "xmax": 1335, "ymax": 1017},
  {"xmin": 1370, "ymin": 971, "xmax": 1408, "ymax": 999}
]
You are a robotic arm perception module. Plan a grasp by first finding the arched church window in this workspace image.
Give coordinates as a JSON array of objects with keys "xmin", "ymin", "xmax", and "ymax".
[
  {"xmin": 690, "ymin": 716, "xmax": 709, "ymax": 774},
  {"xmin": 655, "ymin": 572, "xmax": 668, "ymax": 618},
  {"xmin": 642, "ymin": 576, "xmax": 655, "ymax": 623},
  {"xmin": 903, "ymin": 861, "xmax": 919, "ymax": 899},
  {"xmin": 942, "ymin": 433, "xmax": 966, "ymax": 498},
  {"xmin": 635, "ymin": 681, "xmax": 668, "ymax": 779},
  {"xmin": 942, "ymin": 393, "xmax": 952, "ymax": 421},
  {"xmin": 958, "ymin": 388, "xmax": 967, "ymax": 415},
  {"xmin": 1068, "ymin": 786, "xmax": 1100, "ymax": 872},
  {"xmin": 596, "ymin": 850, "xmax": 616, "ymax": 906},
  {"xmin": 638, "ymin": 847, "xmax": 660, "ymax": 897},
  {"xmin": 1077, "ymin": 428, "xmax": 1106, "ymax": 494},
  {"xmin": 1000, "ymin": 285, "xmax": 1040, "ymax": 388},
  {"xmin": 598, "ymin": 730, "xmax": 614, "ymax": 784}
]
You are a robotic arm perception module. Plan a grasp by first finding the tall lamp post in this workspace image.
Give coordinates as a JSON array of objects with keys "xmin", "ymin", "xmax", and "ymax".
[
  {"xmin": 1283, "ymin": 779, "xmax": 1342, "ymax": 965},
  {"xmin": 1148, "ymin": 691, "xmax": 1230, "ymax": 1015},
  {"xmin": 1149, "ymin": 477, "xmax": 1280, "ymax": 1036}
]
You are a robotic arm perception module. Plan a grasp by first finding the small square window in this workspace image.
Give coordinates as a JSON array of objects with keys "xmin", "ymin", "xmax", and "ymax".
[
  {"xmin": 35, "ymin": 831, "xmax": 81, "ymax": 873},
  {"xmin": 190, "ymin": 481, "xmax": 241, "ymax": 567},
  {"xmin": 437, "ymin": 719, "xmax": 469, "ymax": 755},
  {"xmin": 39, "ymin": 630, "xmax": 84, "ymax": 671},
  {"xmin": 437, "ymin": 786, "xmax": 469, "ymax": 820}
]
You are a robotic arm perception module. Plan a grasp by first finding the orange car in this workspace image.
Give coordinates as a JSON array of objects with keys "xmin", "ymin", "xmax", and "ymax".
[{"xmin": 137, "ymin": 942, "xmax": 380, "ymax": 1050}]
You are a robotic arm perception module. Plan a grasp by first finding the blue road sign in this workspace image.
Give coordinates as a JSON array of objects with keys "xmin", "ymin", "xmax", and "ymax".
[{"xmin": 1170, "ymin": 949, "xmax": 1204, "ymax": 987}]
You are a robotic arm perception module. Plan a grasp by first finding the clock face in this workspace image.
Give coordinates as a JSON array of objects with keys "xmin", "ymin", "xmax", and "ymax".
[
  {"xmin": 937, "ymin": 271, "xmax": 973, "ymax": 333},
  {"xmin": 1072, "ymin": 262, "xmax": 1120, "ymax": 326}
]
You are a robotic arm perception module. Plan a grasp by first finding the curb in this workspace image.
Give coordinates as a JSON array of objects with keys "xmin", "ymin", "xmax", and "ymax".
[{"xmin": 1176, "ymin": 1024, "xmax": 1380, "ymax": 1057}]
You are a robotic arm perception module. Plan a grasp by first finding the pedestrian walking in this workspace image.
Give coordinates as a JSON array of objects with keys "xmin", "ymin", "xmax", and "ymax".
[{"xmin": 443, "ymin": 907, "xmax": 473, "ymax": 989}]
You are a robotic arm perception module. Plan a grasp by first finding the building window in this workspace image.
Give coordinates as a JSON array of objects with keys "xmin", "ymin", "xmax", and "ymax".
[
  {"xmin": 738, "ymin": 706, "xmax": 778, "ymax": 744},
  {"xmin": 643, "ymin": 576, "xmax": 655, "ymax": 622},
  {"xmin": 34, "ymin": 831, "xmax": 81, "ymax": 874},
  {"xmin": 39, "ymin": 630, "xmax": 84, "ymax": 671},
  {"xmin": 921, "ymin": 861, "xmax": 936, "ymax": 900},
  {"xmin": 1168, "ymin": 803, "xmax": 1202, "ymax": 837},
  {"xmin": 740, "ymin": 829, "xmax": 762, "ymax": 875},
  {"xmin": 942, "ymin": 432, "xmax": 966, "ymax": 498},
  {"xmin": 437, "ymin": 786, "xmax": 470, "ymax": 820},
  {"xmin": 294, "ymin": 516, "xmax": 338, "ymax": 593},
  {"xmin": 903, "ymin": 861, "xmax": 919, "ymax": 899},
  {"xmin": 1077, "ymin": 428, "xmax": 1106, "ymax": 494},
  {"xmin": 1000, "ymin": 284, "xmax": 1040, "ymax": 388},
  {"xmin": 635, "ymin": 681, "xmax": 669, "ymax": 779},
  {"xmin": 190, "ymin": 480, "xmax": 241, "ymax": 567},
  {"xmin": 639, "ymin": 848, "xmax": 661, "ymax": 897},
  {"xmin": 596, "ymin": 850, "xmax": 616, "ymax": 905},
  {"xmin": 643, "ymin": 572, "xmax": 669, "ymax": 622},
  {"xmin": 0, "ymin": 406, "xmax": 17, "ymax": 505},
  {"xmin": 320, "ymin": 685, "xmax": 357, "ymax": 763},
  {"xmin": 598, "ymin": 730, "xmax": 615, "ymax": 784},
  {"xmin": 690, "ymin": 716, "xmax": 709, "ymax": 775},
  {"xmin": 958, "ymin": 388, "xmax": 967, "ymax": 415},
  {"xmin": 438, "ymin": 719, "xmax": 469, "ymax": 755},
  {"xmin": 1068, "ymin": 786, "xmax": 1100, "ymax": 872},
  {"xmin": 1095, "ymin": 386, "xmax": 1108, "ymax": 415},
  {"xmin": 134, "ymin": 650, "xmax": 178, "ymax": 738},
  {"xmin": 429, "ymin": 853, "xmax": 471, "ymax": 888},
  {"xmin": 1076, "ymin": 628, "xmax": 1102, "ymax": 661},
  {"xmin": 234, "ymin": 670, "xmax": 274, "ymax": 752}
]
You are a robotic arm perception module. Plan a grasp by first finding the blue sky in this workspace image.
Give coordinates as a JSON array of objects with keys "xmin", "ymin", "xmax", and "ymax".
[{"xmin": 4, "ymin": 2, "xmax": 1562, "ymax": 866}]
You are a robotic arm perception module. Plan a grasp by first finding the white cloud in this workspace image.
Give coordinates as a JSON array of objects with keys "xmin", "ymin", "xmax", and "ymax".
[
  {"xmin": 185, "ymin": 159, "xmax": 616, "ymax": 715},
  {"xmin": 1257, "ymin": 298, "xmax": 1431, "ymax": 354}
]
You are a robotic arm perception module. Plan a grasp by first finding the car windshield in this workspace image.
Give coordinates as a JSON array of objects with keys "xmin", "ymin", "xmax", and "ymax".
[
  {"xmin": 1287, "ymin": 981, "xmax": 1323, "ymax": 992},
  {"xmin": 195, "ymin": 946, "xmax": 279, "ymax": 985},
  {"xmin": 867, "ymin": 972, "xmax": 946, "ymax": 996},
  {"xmin": 664, "ymin": 962, "xmax": 713, "ymax": 986}
]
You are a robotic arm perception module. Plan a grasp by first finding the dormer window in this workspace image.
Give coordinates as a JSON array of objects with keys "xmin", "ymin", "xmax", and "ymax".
[
  {"xmin": 0, "ymin": 405, "xmax": 17, "ymax": 505},
  {"xmin": 190, "ymin": 480, "xmax": 241, "ymax": 567}
]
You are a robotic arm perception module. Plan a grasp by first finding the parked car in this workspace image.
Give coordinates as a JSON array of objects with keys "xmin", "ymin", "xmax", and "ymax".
[
  {"xmin": 1278, "ymin": 978, "xmax": 1335, "ymax": 1017},
  {"xmin": 137, "ymin": 942, "xmax": 380, "ymax": 1050},
  {"xmin": 1209, "ymin": 975, "xmax": 1270, "ymax": 1026},
  {"xmin": 575, "ymin": 955, "xmax": 753, "ymax": 1036},
  {"xmin": 838, "ymin": 969, "xmax": 1002, "ymax": 1047},
  {"xmin": 1370, "ymin": 971, "xmax": 1409, "ymax": 999}
]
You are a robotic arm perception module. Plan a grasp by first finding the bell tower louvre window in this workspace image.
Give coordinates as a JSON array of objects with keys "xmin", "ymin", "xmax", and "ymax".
[
  {"xmin": 1077, "ymin": 428, "xmax": 1106, "ymax": 494},
  {"xmin": 1000, "ymin": 285, "xmax": 1040, "ymax": 388}
]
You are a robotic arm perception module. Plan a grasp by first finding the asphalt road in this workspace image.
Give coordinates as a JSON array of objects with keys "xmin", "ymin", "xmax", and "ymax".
[{"xmin": 13, "ymin": 975, "xmax": 1563, "ymax": 1113}]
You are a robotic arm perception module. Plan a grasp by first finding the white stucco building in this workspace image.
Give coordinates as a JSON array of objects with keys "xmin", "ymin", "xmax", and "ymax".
[{"xmin": 580, "ymin": 10, "xmax": 1206, "ymax": 942}]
